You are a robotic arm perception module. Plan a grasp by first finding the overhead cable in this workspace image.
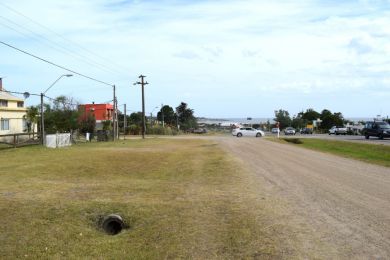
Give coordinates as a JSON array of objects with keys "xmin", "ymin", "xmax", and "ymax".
[{"xmin": 0, "ymin": 40, "xmax": 113, "ymax": 87}]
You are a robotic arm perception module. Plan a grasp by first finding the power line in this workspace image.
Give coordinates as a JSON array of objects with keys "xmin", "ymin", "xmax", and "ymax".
[
  {"xmin": 0, "ymin": 2, "xmax": 132, "ymax": 75},
  {"xmin": 0, "ymin": 40, "xmax": 113, "ymax": 87},
  {"xmin": 0, "ymin": 15, "xmax": 123, "ymax": 76}
]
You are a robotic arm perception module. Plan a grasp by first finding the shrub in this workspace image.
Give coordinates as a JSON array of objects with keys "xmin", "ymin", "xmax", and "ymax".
[{"xmin": 283, "ymin": 138, "xmax": 303, "ymax": 144}]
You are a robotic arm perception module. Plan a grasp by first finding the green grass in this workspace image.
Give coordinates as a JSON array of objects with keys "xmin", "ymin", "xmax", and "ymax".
[
  {"xmin": 277, "ymin": 138, "xmax": 390, "ymax": 167},
  {"xmin": 0, "ymin": 138, "xmax": 297, "ymax": 259}
]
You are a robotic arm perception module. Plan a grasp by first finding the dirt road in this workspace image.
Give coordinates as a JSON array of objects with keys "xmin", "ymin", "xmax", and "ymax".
[{"xmin": 214, "ymin": 136, "xmax": 390, "ymax": 259}]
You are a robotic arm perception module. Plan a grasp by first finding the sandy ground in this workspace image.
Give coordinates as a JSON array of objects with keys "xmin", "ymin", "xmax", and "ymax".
[{"xmin": 213, "ymin": 136, "xmax": 390, "ymax": 259}]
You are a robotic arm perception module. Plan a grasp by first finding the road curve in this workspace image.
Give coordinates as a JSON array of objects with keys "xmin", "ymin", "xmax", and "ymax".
[{"xmin": 214, "ymin": 136, "xmax": 390, "ymax": 259}]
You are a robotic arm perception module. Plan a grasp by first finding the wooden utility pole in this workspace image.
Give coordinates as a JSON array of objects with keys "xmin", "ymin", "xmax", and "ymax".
[
  {"xmin": 112, "ymin": 85, "xmax": 116, "ymax": 141},
  {"xmin": 40, "ymin": 93, "xmax": 45, "ymax": 145},
  {"xmin": 124, "ymin": 104, "xmax": 127, "ymax": 140},
  {"xmin": 134, "ymin": 75, "xmax": 148, "ymax": 139}
]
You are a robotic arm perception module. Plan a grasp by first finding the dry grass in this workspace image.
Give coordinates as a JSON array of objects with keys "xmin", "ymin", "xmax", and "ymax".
[{"xmin": 1, "ymin": 138, "xmax": 295, "ymax": 259}]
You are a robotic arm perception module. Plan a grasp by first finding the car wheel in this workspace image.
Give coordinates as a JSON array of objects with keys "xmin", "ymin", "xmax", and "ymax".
[
  {"xmin": 379, "ymin": 134, "xmax": 384, "ymax": 140},
  {"xmin": 256, "ymin": 133, "xmax": 261, "ymax": 137},
  {"xmin": 365, "ymin": 134, "xmax": 369, "ymax": 139},
  {"xmin": 237, "ymin": 133, "xmax": 242, "ymax": 137}
]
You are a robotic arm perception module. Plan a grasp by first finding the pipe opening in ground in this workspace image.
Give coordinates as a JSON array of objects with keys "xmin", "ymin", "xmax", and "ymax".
[{"xmin": 102, "ymin": 214, "xmax": 124, "ymax": 235}]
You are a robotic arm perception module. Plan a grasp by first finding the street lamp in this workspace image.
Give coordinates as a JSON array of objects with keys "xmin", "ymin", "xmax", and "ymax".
[
  {"xmin": 43, "ymin": 74, "xmax": 73, "ymax": 94},
  {"xmin": 40, "ymin": 74, "xmax": 73, "ymax": 145},
  {"xmin": 150, "ymin": 106, "xmax": 159, "ymax": 125}
]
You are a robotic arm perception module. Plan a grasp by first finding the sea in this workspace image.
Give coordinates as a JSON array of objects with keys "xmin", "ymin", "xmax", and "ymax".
[{"xmin": 198, "ymin": 117, "xmax": 377, "ymax": 125}]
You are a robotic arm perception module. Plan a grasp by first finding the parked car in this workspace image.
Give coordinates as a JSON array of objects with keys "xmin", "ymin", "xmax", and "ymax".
[
  {"xmin": 271, "ymin": 128, "xmax": 280, "ymax": 134},
  {"xmin": 329, "ymin": 126, "xmax": 347, "ymax": 135},
  {"xmin": 232, "ymin": 127, "xmax": 265, "ymax": 137},
  {"xmin": 284, "ymin": 127, "xmax": 296, "ymax": 135},
  {"xmin": 300, "ymin": 128, "xmax": 313, "ymax": 134},
  {"xmin": 192, "ymin": 128, "xmax": 207, "ymax": 134},
  {"xmin": 362, "ymin": 121, "xmax": 390, "ymax": 139}
]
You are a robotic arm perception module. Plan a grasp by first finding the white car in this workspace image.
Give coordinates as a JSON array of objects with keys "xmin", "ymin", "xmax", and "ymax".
[{"xmin": 232, "ymin": 127, "xmax": 265, "ymax": 137}]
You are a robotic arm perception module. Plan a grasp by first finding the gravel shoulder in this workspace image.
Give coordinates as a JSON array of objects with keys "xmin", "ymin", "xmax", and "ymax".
[{"xmin": 214, "ymin": 136, "xmax": 390, "ymax": 259}]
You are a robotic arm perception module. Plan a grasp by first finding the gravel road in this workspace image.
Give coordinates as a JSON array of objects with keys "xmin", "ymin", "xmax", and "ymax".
[{"xmin": 215, "ymin": 136, "xmax": 390, "ymax": 259}]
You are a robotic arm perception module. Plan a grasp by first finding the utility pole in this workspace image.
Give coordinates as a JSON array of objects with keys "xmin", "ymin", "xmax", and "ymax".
[
  {"xmin": 116, "ymin": 97, "xmax": 119, "ymax": 139},
  {"xmin": 40, "ymin": 93, "xmax": 44, "ymax": 145},
  {"xmin": 124, "ymin": 104, "xmax": 127, "ymax": 140},
  {"xmin": 161, "ymin": 103, "xmax": 164, "ymax": 127},
  {"xmin": 134, "ymin": 75, "xmax": 148, "ymax": 139},
  {"xmin": 112, "ymin": 85, "xmax": 116, "ymax": 141}
]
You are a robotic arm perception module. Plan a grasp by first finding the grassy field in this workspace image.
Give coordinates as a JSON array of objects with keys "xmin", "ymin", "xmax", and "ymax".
[
  {"xmin": 275, "ymin": 138, "xmax": 390, "ymax": 167},
  {"xmin": 0, "ymin": 138, "xmax": 300, "ymax": 259}
]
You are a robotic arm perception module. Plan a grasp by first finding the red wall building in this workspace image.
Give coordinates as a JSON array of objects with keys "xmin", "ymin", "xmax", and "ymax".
[{"xmin": 79, "ymin": 103, "xmax": 114, "ymax": 129}]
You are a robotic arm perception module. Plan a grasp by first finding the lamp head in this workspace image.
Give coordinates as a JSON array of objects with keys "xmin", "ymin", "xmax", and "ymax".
[{"xmin": 65, "ymin": 74, "xmax": 73, "ymax": 77}]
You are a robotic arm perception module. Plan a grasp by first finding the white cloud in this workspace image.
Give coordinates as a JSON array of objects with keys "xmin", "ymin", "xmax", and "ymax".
[{"xmin": 0, "ymin": 0, "xmax": 389, "ymax": 117}]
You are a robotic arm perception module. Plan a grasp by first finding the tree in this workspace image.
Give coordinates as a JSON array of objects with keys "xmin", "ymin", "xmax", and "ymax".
[
  {"xmin": 44, "ymin": 95, "xmax": 79, "ymax": 134},
  {"xmin": 301, "ymin": 108, "xmax": 320, "ymax": 122},
  {"xmin": 26, "ymin": 105, "xmax": 39, "ymax": 135},
  {"xmin": 291, "ymin": 115, "xmax": 306, "ymax": 130},
  {"xmin": 274, "ymin": 109, "xmax": 292, "ymax": 129},
  {"xmin": 176, "ymin": 102, "xmax": 197, "ymax": 130},
  {"xmin": 157, "ymin": 105, "xmax": 175, "ymax": 126},
  {"xmin": 79, "ymin": 114, "xmax": 96, "ymax": 134},
  {"xmin": 320, "ymin": 109, "xmax": 344, "ymax": 130}
]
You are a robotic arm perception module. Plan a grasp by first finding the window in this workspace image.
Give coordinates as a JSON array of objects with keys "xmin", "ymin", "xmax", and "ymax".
[
  {"xmin": 1, "ymin": 118, "xmax": 10, "ymax": 130},
  {"xmin": 0, "ymin": 100, "xmax": 8, "ymax": 107},
  {"xmin": 17, "ymin": 101, "xmax": 24, "ymax": 107}
]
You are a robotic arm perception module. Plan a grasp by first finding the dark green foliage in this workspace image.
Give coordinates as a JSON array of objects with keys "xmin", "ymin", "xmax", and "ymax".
[
  {"xmin": 157, "ymin": 105, "xmax": 176, "ymax": 126},
  {"xmin": 282, "ymin": 138, "xmax": 303, "ymax": 144},
  {"xmin": 79, "ymin": 114, "xmax": 96, "ymax": 134},
  {"xmin": 26, "ymin": 106, "xmax": 39, "ymax": 134},
  {"xmin": 44, "ymin": 96, "xmax": 79, "ymax": 134},
  {"xmin": 176, "ymin": 102, "xmax": 198, "ymax": 130},
  {"xmin": 320, "ymin": 109, "xmax": 344, "ymax": 130},
  {"xmin": 274, "ymin": 109, "xmax": 292, "ymax": 129},
  {"xmin": 102, "ymin": 120, "xmax": 112, "ymax": 131}
]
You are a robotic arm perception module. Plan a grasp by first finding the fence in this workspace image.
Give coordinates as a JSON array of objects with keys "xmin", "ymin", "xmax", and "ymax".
[
  {"xmin": 0, "ymin": 133, "xmax": 40, "ymax": 149},
  {"xmin": 46, "ymin": 133, "xmax": 72, "ymax": 148}
]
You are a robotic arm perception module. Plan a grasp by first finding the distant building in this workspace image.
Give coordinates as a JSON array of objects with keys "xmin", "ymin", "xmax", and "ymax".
[
  {"xmin": 0, "ymin": 78, "xmax": 28, "ymax": 135},
  {"xmin": 78, "ymin": 103, "xmax": 114, "ymax": 130}
]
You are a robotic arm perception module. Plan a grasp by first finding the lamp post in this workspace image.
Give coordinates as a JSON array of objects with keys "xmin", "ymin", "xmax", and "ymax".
[
  {"xmin": 41, "ymin": 74, "xmax": 73, "ymax": 145},
  {"xmin": 150, "ymin": 106, "xmax": 159, "ymax": 125}
]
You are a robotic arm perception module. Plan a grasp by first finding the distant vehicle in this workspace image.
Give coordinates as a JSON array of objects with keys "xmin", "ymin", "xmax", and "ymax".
[
  {"xmin": 271, "ymin": 128, "xmax": 280, "ymax": 134},
  {"xmin": 362, "ymin": 121, "xmax": 390, "ymax": 139},
  {"xmin": 300, "ymin": 128, "xmax": 313, "ymax": 134},
  {"xmin": 192, "ymin": 128, "xmax": 207, "ymax": 134},
  {"xmin": 284, "ymin": 127, "xmax": 296, "ymax": 135},
  {"xmin": 232, "ymin": 127, "xmax": 264, "ymax": 137},
  {"xmin": 329, "ymin": 126, "xmax": 347, "ymax": 135}
]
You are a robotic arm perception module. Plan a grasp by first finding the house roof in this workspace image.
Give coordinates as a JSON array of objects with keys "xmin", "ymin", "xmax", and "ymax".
[{"xmin": 0, "ymin": 90, "xmax": 25, "ymax": 102}]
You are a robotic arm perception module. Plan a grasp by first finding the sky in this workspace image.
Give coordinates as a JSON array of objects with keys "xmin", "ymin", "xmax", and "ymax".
[{"xmin": 1, "ymin": 0, "xmax": 390, "ymax": 119}]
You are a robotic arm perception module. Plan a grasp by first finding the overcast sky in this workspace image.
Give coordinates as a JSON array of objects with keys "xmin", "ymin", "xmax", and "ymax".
[{"xmin": 1, "ymin": 0, "xmax": 389, "ymax": 118}]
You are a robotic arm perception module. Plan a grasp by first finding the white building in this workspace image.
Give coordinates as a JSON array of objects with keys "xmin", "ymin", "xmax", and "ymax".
[{"xmin": 0, "ymin": 78, "xmax": 28, "ymax": 135}]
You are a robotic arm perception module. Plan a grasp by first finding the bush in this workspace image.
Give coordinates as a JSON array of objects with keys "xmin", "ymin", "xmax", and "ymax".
[
  {"xmin": 128, "ymin": 124, "xmax": 141, "ymax": 135},
  {"xmin": 146, "ymin": 125, "xmax": 179, "ymax": 135},
  {"xmin": 283, "ymin": 138, "xmax": 303, "ymax": 144}
]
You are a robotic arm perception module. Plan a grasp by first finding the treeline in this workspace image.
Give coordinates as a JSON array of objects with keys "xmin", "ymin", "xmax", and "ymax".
[
  {"xmin": 273, "ymin": 108, "xmax": 346, "ymax": 130},
  {"xmin": 25, "ymin": 96, "xmax": 198, "ymax": 135},
  {"xmin": 119, "ymin": 102, "xmax": 198, "ymax": 135}
]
